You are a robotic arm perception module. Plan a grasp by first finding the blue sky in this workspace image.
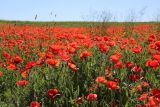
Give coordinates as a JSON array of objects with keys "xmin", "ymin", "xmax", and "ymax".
[{"xmin": 0, "ymin": 0, "xmax": 160, "ymax": 22}]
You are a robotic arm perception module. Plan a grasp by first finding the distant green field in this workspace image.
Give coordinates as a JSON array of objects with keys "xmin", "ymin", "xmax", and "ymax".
[{"xmin": 0, "ymin": 20, "xmax": 159, "ymax": 27}]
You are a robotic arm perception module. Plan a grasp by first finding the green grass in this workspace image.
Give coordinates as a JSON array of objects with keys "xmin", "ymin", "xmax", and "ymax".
[{"xmin": 0, "ymin": 20, "xmax": 159, "ymax": 27}]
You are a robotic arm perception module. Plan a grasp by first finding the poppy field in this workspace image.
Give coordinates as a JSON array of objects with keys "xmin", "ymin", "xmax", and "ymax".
[{"xmin": 0, "ymin": 22, "xmax": 160, "ymax": 107}]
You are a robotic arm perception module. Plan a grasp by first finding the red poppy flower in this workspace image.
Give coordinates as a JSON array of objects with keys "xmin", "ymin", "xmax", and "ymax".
[
  {"xmin": 132, "ymin": 66, "xmax": 142, "ymax": 73},
  {"xmin": 45, "ymin": 52, "xmax": 53, "ymax": 59},
  {"xmin": 3, "ymin": 51, "xmax": 11, "ymax": 60},
  {"xmin": 151, "ymin": 89, "xmax": 160, "ymax": 99},
  {"xmin": 114, "ymin": 61, "xmax": 123, "ymax": 69},
  {"xmin": 155, "ymin": 41, "xmax": 160, "ymax": 50},
  {"xmin": 110, "ymin": 54, "xmax": 121, "ymax": 63},
  {"xmin": 20, "ymin": 69, "xmax": 30, "ymax": 78},
  {"xmin": 132, "ymin": 46, "xmax": 142, "ymax": 54},
  {"xmin": 138, "ymin": 93, "xmax": 148, "ymax": 102},
  {"xmin": 103, "ymin": 36, "xmax": 109, "ymax": 41},
  {"xmin": 98, "ymin": 44, "xmax": 109, "ymax": 53},
  {"xmin": 146, "ymin": 60, "xmax": 159, "ymax": 69},
  {"xmin": 129, "ymin": 74, "xmax": 140, "ymax": 82},
  {"xmin": 146, "ymin": 97, "xmax": 158, "ymax": 107},
  {"xmin": 0, "ymin": 71, "xmax": 3, "ymax": 76},
  {"xmin": 106, "ymin": 81, "xmax": 119, "ymax": 90},
  {"xmin": 122, "ymin": 39, "xmax": 128, "ymax": 45},
  {"xmin": 96, "ymin": 76, "xmax": 107, "ymax": 84},
  {"xmin": 16, "ymin": 80, "xmax": 28, "ymax": 87},
  {"xmin": 47, "ymin": 89, "xmax": 59, "ymax": 99},
  {"xmin": 68, "ymin": 47, "xmax": 75, "ymax": 54},
  {"xmin": 7, "ymin": 64, "xmax": 17, "ymax": 70},
  {"xmin": 94, "ymin": 36, "xmax": 102, "ymax": 41},
  {"xmin": 148, "ymin": 43, "xmax": 156, "ymax": 50},
  {"xmin": 69, "ymin": 42, "xmax": 78, "ymax": 50},
  {"xmin": 142, "ymin": 82, "xmax": 150, "ymax": 88},
  {"xmin": 87, "ymin": 94, "xmax": 97, "ymax": 101},
  {"xmin": 155, "ymin": 51, "xmax": 160, "ymax": 55},
  {"xmin": 59, "ymin": 51, "xmax": 71, "ymax": 62},
  {"xmin": 46, "ymin": 59, "xmax": 60, "ymax": 68},
  {"xmin": 50, "ymin": 45, "xmax": 60, "ymax": 54},
  {"xmin": 129, "ymin": 37, "xmax": 136, "ymax": 45},
  {"xmin": 108, "ymin": 41, "xmax": 116, "ymax": 47},
  {"xmin": 120, "ymin": 45, "xmax": 127, "ymax": 50},
  {"xmin": 80, "ymin": 51, "xmax": 92, "ymax": 60},
  {"xmin": 153, "ymin": 54, "xmax": 160, "ymax": 61},
  {"xmin": 126, "ymin": 62, "xmax": 134, "ymax": 68},
  {"xmin": 30, "ymin": 101, "xmax": 40, "ymax": 107},
  {"xmin": 36, "ymin": 58, "xmax": 45, "ymax": 65},
  {"xmin": 67, "ymin": 62, "xmax": 78, "ymax": 72},
  {"xmin": 13, "ymin": 55, "xmax": 22, "ymax": 64},
  {"xmin": 25, "ymin": 62, "xmax": 36, "ymax": 69},
  {"xmin": 147, "ymin": 34, "xmax": 156, "ymax": 43}
]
